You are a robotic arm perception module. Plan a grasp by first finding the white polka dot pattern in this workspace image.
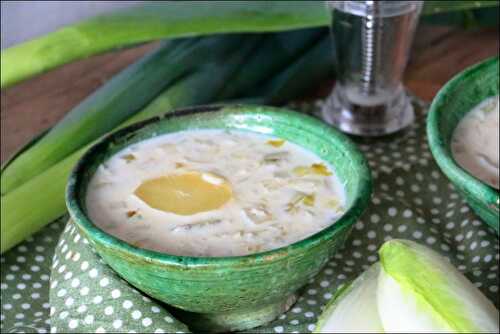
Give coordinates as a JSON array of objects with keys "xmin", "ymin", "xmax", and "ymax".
[
  {"xmin": 47, "ymin": 222, "xmax": 188, "ymax": 333},
  {"xmin": 1, "ymin": 218, "xmax": 66, "ymax": 333}
]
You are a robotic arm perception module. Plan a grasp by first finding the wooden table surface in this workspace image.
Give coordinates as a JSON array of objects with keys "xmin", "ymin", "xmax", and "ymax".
[{"xmin": 1, "ymin": 25, "xmax": 499, "ymax": 163}]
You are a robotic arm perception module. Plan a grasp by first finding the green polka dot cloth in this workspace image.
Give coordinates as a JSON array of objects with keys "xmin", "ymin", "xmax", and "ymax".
[
  {"xmin": 1, "ymin": 218, "xmax": 64, "ymax": 333},
  {"xmin": 1, "ymin": 99, "xmax": 498, "ymax": 333}
]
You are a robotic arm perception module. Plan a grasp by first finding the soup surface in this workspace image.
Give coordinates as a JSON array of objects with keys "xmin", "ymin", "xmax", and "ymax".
[
  {"xmin": 451, "ymin": 96, "xmax": 499, "ymax": 189},
  {"xmin": 86, "ymin": 130, "xmax": 346, "ymax": 256}
]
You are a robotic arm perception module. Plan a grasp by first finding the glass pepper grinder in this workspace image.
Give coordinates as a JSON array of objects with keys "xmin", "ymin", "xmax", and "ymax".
[{"xmin": 322, "ymin": 1, "xmax": 423, "ymax": 136}]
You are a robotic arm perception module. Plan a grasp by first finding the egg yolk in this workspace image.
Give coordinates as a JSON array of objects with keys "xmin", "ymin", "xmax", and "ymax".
[{"xmin": 134, "ymin": 172, "xmax": 232, "ymax": 215}]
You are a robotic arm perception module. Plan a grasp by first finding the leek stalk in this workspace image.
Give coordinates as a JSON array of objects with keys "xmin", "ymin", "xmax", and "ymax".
[
  {"xmin": 0, "ymin": 1, "xmax": 326, "ymax": 88},
  {"xmin": 2, "ymin": 1, "xmax": 498, "ymax": 88}
]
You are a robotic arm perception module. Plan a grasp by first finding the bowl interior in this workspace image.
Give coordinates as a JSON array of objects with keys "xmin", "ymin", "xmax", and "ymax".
[
  {"xmin": 433, "ymin": 59, "xmax": 498, "ymax": 145},
  {"xmin": 427, "ymin": 57, "xmax": 499, "ymax": 232},
  {"xmin": 67, "ymin": 104, "xmax": 372, "ymax": 264}
]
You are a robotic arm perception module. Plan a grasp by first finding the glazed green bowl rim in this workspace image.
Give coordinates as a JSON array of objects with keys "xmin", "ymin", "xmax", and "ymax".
[
  {"xmin": 427, "ymin": 57, "xmax": 499, "ymax": 217},
  {"xmin": 66, "ymin": 104, "xmax": 372, "ymax": 267}
]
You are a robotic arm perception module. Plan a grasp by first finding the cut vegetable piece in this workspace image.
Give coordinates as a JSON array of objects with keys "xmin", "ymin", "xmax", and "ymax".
[
  {"xmin": 134, "ymin": 172, "xmax": 232, "ymax": 215},
  {"xmin": 293, "ymin": 163, "xmax": 332, "ymax": 176},
  {"xmin": 267, "ymin": 139, "xmax": 286, "ymax": 147},
  {"xmin": 263, "ymin": 151, "xmax": 289, "ymax": 164},
  {"xmin": 243, "ymin": 204, "xmax": 272, "ymax": 224},
  {"xmin": 126, "ymin": 210, "xmax": 138, "ymax": 218},
  {"xmin": 314, "ymin": 263, "xmax": 384, "ymax": 333},
  {"xmin": 326, "ymin": 198, "xmax": 343, "ymax": 212},
  {"xmin": 302, "ymin": 193, "xmax": 315, "ymax": 207},
  {"xmin": 378, "ymin": 239, "xmax": 499, "ymax": 333},
  {"xmin": 121, "ymin": 154, "xmax": 137, "ymax": 163},
  {"xmin": 310, "ymin": 163, "xmax": 332, "ymax": 175},
  {"xmin": 285, "ymin": 193, "xmax": 306, "ymax": 213}
]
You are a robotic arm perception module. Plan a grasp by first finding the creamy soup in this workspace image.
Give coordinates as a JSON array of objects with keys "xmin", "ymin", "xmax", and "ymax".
[
  {"xmin": 452, "ymin": 96, "xmax": 499, "ymax": 189},
  {"xmin": 86, "ymin": 130, "xmax": 346, "ymax": 257}
]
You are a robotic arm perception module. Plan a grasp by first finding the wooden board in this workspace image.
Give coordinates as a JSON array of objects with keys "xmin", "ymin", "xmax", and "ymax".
[{"xmin": 1, "ymin": 25, "xmax": 499, "ymax": 163}]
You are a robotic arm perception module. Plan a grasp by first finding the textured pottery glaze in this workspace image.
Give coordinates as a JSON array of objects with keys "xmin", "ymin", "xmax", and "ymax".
[
  {"xmin": 66, "ymin": 104, "xmax": 372, "ymax": 332},
  {"xmin": 427, "ymin": 57, "xmax": 499, "ymax": 234}
]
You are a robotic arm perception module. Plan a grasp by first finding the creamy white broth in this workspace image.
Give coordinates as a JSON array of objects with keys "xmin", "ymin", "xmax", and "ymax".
[
  {"xmin": 86, "ymin": 130, "xmax": 346, "ymax": 257},
  {"xmin": 452, "ymin": 96, "xmax": 499, "ymax": 189}
]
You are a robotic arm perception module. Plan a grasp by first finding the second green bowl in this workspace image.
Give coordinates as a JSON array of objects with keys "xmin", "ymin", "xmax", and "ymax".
[{"xmin": 427, "ymin": 57, "xmax": 499, "ymax": 234}]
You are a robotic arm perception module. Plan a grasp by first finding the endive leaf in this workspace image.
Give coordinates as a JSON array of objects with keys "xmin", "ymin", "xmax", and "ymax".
[
  {"xmin": 314, "ymin": 263, "xmax": 384, "ymax": 333},
  {"xmin": 378, "ymin": 239, "xmax": 499, "ymax": 333}
]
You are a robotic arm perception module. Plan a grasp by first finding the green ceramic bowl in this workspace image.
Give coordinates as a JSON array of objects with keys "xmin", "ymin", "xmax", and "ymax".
[
  {"xmin": 427, "ymin": 57, "xmax": 499, "ymax": 234},
  {"xmin": 66, "ymin": 104, "xmax": 372, "ymax": 332}
]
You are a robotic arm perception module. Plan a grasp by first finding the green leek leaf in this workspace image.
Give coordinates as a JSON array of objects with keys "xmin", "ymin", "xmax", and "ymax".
[
  {"xmin": 0, "ymin": 1, "xmax": 327, "ymax": 88},
  {"xmin": 3, "ymin": 1, "xmax": 499, "ymax": 88}
]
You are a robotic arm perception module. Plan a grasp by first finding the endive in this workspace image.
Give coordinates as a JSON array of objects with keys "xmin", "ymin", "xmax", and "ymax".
[
  {"xmin": 314, "ymin": 239, "xmax": 498, "ymax": 333},
  {"xmin": 314, "ymin": 263, "xmax": 384, "ymax": 333},
  {"xmin": 2, "ymin": 1, "xmax": 498, "ymax": 88},
  {"xmin": 378, "ymin": 239, "xmax": 499, "ymax": 333}
]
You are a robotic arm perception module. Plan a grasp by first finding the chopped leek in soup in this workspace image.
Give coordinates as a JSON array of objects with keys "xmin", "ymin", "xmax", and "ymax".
[{"xmin": 86, "ymin": 130, "xmax": 346, "ymax": 257}]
